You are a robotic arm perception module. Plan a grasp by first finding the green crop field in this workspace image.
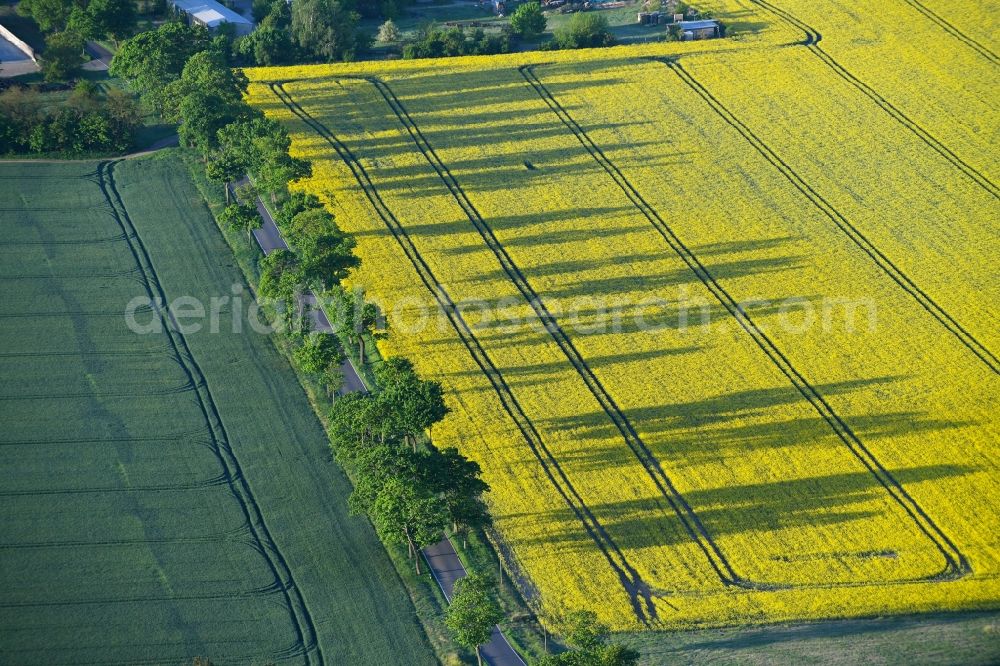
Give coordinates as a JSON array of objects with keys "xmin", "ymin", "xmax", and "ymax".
[{"xmin": 0, "ymin": 155, "xmax": 434, "ymax": 665}]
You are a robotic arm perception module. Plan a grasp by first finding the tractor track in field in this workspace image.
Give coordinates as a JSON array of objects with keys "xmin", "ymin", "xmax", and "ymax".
[
  {"xmin": 748, "ymin": 0, "xmax": 998, "ymax": 200},
  {"xmin": 0, "ymin": 350, "xmax": 164, "ymax": 357},
  {"xmin": 0, "ymin": 308, "xmax": 155, "ymax": 318},
  {"xmin": 351, "ymin": 75, "xmax": 750, "ymax": 591},
  {"xmin": 0, "ymin": 269, "xmax": 142, "ymax": 280},
  {"xmin": 0, "ymin": 474, "xmax": 232, "ymax": 496},
  {"xmin": 0, "ymin": 205, "xmax": 112, "ymax": 212},
  {"xmin": 657, "ymin": 58, "xmax": 999, "ymax": 376},
  {"xmin": 0, "ymin": 234, "xmax": 131, "ymax": 245},
  {"xmin": 97, "ymin": 160, "xmax": 322, "ymax": 664},
  {"xmin": 0, "ymin": 431, "xmax": 211, "ymax": 445},
  {"xmin": 897, "ymin": 0, "xmax": 998, "ymax": 64},
  {"xmin": 48, "ymin": 647, "xmax": 307, "ymax": 666},
  {"xmin": 0, "ymin": 383, "xmax": 200, "ymax": 400},
  {"xmin": 0, "ymin": 524, "xmax": 253, "ymax": 551},
  {"xmin": 0, "ymin": 174, "xmax": 97, "ymax": 179},
  {"xmin": 269, "ymin": 81, "xmax": 658, "ymax": 623},
  {"xmin": 519, "ymin": 64, "xmax": 971, "ymax": 584},
  {"xmin": 0, "ymin": 589, "xmax": 298, "ymax": 609}
]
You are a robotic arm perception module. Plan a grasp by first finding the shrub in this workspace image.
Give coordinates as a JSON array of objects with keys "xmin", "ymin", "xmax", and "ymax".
[
  {"xmin": 402, "ymin": 26, "xmax": 510, "ymax": 59},
  {"xmin": 553, "ymin": 11, "xmax": 614, "ymax": 49},
  {"xmin": 510, "ymin": 1, "xmax": 546, "ymax": 39},
  {"xmin": 377, "ymin": 19, "xmax": 400, "ymax": 44},
  {"xmin": 41, "ymin": 31, "xmax": 85, "ymax": 82}
]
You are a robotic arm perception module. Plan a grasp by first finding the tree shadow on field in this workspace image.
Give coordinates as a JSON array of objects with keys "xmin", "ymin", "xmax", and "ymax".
[
  {"xmin": 519, "ymin": 462, "xmax": 973, "ymax": 553},
  {"xmin": 531, "ymin": 253, "xmax": 805, "ymax": 301},
  {"xmin": 284, "ymin": 70, "xmax": 689, "ymax": 200},
  {"xmin": 434, "ymin": 206, "xmax": 637, "ymax": 255},
  {"xmin": 351, "ymin": 132, "xmax": 667, "ymax": 199},
  {"xmin": 543, "ymin": 375, "xmax": 973, "ymax": 457},
  {"xmin": 512, "ymin": 369, "xmax": 976, "ymax": 572},
  {"xmin": 440, "ymin": 346, "xmax": 701, "ymax": 391},
  {"xmin": 389, "ymin": 70, "xmax": 628, "ymax": 121}
]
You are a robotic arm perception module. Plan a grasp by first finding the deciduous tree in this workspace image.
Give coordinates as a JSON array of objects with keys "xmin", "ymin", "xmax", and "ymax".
[
  {"xmin": 445, "ymin": 573, "xmax": 503, "ymax": 666},
  {"xmin": 554, "ymin": 12, "xmax": 614, "ymax": 49},
  {"xmin": 206, "ymin": 149, "xmax": 246, "ymax": 203},
  {"xmin": 219, "ymin": 202, "xmax": 260, "ymax": 242},
  {"xmin": 349, "ymin": 446, "xmax": 447, "ymax": 574},
  {"xmin": 334, "ymin": 289, "xmax": 383, "ymax": 364},
  {"xmin": 300, "ymin": 232, "xmax": 359, "ymax": 291},
  {"xmin": 167, "ymin": 50, "xmax": 250, "ymax": 151},
  {"xmin": 258, "ymin": 249, "xmax": 303, "ymax": 312},
  {"xmin": 430, "ymin": 447, "xmax": 489, "ymax": 546},
  {"xmin": 510, "ymin": 1, "xmax": 545, "ymax": 39},
  {"xmin": 294, "ymin": 332, "xmax": 344, "ymax": 376},
  {"xmin": 41, "ymin": 31, "xmax": 84, "ymax": 82},
  {"xmin": 18, "ymin": 0, "xmax": 73, "ymax": 33},
  {"xmin": 536, "ymin": 611, "xmax": 640, "ymax": 666},
  {"xmin": 87, "ymin": 0, "xmax": 137, "ymax": 44},
  {"xmin": 110, "ymin": 22, "xmax": 211, "ymax": 113},
  {"xmin": 377, "ymin": 19, "xmax": 399, "ymax": 44},
  {"xmin": 290, "ymin": 0, "xmax": 360, "ymax": 61}
]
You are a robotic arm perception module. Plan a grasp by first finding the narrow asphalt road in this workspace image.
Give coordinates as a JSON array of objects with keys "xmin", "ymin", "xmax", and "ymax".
[
  {"xmin": 247, "ymin": 190, "xmax": 368, "ymax": 395},
  {"xmin": 85, "ymin": 41, "xmax": 113, "ymax": 63},
  {"xmin": 251, "ymin": 197, "xmax": 288, "ymax": 253},
  {"xmin": 424, "ymin": 540, "xmax": 526, "ymax": 666},
  {"xmin": 83, "ymin": 41, "xmax": 112, "ymax": 71},
  {"xmin": 245, "ymin": 182, "xmax": 524, "ymax": 665}
]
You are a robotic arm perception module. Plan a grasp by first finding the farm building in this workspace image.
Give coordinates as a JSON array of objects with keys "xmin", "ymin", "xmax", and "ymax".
[
  {"xmin": 677, "ymin": 18, "xmax": 721, "ymax": 39},
  {"xmin": 169, "ymin": 0, "xmax": 254, "ymax": 35}
]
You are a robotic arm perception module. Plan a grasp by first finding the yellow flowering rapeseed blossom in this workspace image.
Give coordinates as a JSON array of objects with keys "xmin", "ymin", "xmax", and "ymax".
[{"xmin": 245, "ymin": 0, "xmax": 999, "ymax": 630}]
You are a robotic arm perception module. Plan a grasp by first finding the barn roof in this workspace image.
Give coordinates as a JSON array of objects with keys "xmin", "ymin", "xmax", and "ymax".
[
  {"xmin": 677, "ymin": 19, "xmax": 720, "ymax": 30},
  {"xmin": 171, "ymin": 0, "xmax": 252, "ymax": 28}
]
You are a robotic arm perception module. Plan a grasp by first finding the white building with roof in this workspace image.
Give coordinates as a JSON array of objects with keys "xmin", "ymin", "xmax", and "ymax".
[
  {"xmin": 170, "ymin": 0, "xmax": 254, "ymax": 35},
  {"xmin": 676, "ymin": 19, "xmax": 721, "ymax": 39}
]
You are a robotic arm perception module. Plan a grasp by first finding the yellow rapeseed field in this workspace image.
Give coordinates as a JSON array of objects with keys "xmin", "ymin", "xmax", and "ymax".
[{"xmin": 245, "ymin": 0, "xmax": 999, "ymax": 630}]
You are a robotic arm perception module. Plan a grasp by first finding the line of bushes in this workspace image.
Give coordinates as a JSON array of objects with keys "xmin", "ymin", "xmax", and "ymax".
[
  {"xmin": 395, "ymin": 4, "xmax": 616, "ymax": 60},
  {"xmin": 0, "ymin": 80, "xmax": 141, "ymax": 155}
]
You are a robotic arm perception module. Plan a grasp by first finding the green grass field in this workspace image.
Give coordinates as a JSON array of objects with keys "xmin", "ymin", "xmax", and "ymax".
[
  {"xmin": 0, "ymin": 154, "xmax": 435, "ymax": 664},
  {"xmin": 623, "ymin": 611, "xmax": 1000, "ymax": 665}
]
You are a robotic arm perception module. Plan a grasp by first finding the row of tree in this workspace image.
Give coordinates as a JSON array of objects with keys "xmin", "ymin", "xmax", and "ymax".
[
  {"xmin": 236, "ymin": 0, "xmax": 365, "ymax": 66},
  {"xmin": 445, "ymin": 578, "xmax": 639, "ymax": 666},
  {"xmin": 400, "ymin": 24, "xmax": 512, "ymax": 59},
  {"xmin": 333, "ymin": 359, "xmax": 490, "ymax": 572},
  {"xmin": 392, "ymin": 3, "xmax": 616, "ymax": 60},
  {"xmin": 233, "ymin": 0, "xmax": 614, "ymax": 66},
  {"xmin": 18, "ymin": 0, "xmax": 136, "ymax": 38}
]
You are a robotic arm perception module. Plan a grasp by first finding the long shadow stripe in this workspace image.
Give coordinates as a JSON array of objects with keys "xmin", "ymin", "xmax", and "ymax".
[
  {"xmin": 269, "ymin": 81, "xmax": 657, "ymax": 622},
  {"xmin": 98, "ymin": 161, "xmax": 321, "ymax": 664},
  {"xmin": 349, "ymin": 75, "xmax": 748, "ymax": 590},
  {"xmin": 749, "ymin": 0, "xmax": 998, "ymax": 200},
  {"xmin": 656, "ymin": 59, "xmax": 998, "ymax": 375},
  {"xmin": 519, "ymin": 64, "xmax": 970, "ymax": 582}
]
